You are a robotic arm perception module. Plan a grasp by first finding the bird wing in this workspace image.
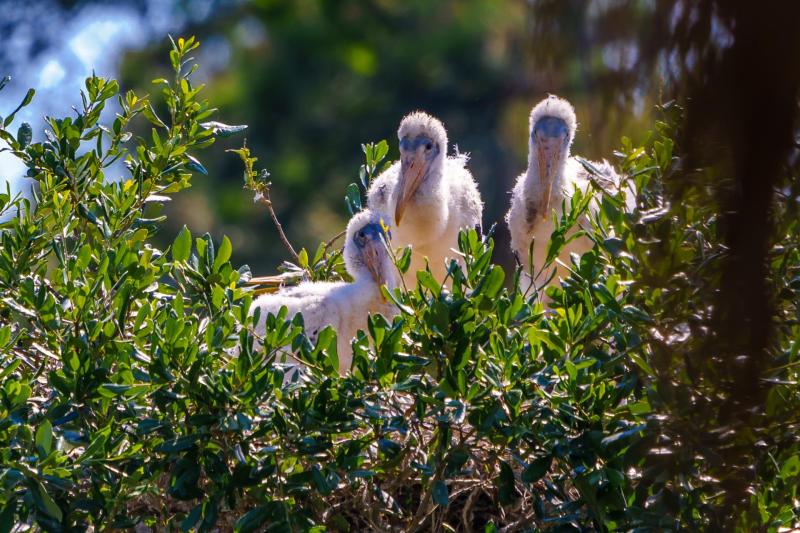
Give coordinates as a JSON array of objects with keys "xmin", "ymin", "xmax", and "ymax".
[
  {"xmin": 571, "ymin": 157, "xmax": 621, "ymax": 193},
  {"xmin": 568, "ymin": 156, "xmax": 637, "ymax": 213},
  {"xmin": 251, "ymin": 281, "xmax": 346, "ymax": 342},
  {"xmin": 445, "ymin": 156, "xmax": 484, "ymax": 233},
  {"xmin": 279, "ymin": 281, "xmax": 347, "ymax": 301},
  {"xmin": 505, "ymin": 171, "xmax": 535, "ymax": 260}
]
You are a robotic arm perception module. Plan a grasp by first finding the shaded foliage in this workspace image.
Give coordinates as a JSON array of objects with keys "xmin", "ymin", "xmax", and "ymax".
[
  {"xmin": 1, "ymin": 32, "xmax": 799, "ymax": 533},
  {"xmin": 586, "ymin": 1, "xmax": 800, "ymax": 526}
]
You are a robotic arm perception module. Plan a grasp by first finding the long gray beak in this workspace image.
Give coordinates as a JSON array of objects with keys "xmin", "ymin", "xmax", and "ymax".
[
  {"xmin": 396, "ymin": 151, "xmax": 428, "ymax": 225},
  {"xmin": 535, "ymin": 136, "xmax": 564, "ymax": 219},
  {"xmin": 362, "ymin": 237, "xmax": 388, "ymax": 299}
]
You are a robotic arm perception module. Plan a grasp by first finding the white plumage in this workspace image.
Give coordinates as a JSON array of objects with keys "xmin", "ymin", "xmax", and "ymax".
[
  {"xmin": 250, "ymin": 209, "xmax": 398, "ymax": 378},
  {"xmin": 506, "ymin": 95, "xmax": 633, "ymax": 294},
  {"xmin": 367, "ymin": 111, "xmax": 483, "ymax": 286}
]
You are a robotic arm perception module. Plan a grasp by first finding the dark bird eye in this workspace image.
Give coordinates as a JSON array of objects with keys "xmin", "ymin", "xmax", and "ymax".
[{"xmin": 425, "ymin": 142, "xmax": 433, "ymax": 151}]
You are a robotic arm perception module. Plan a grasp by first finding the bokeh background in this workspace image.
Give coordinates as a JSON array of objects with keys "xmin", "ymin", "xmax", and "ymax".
[{"xmin": 1, "ymin": 0, "xmax": 668, "ymax": 274}]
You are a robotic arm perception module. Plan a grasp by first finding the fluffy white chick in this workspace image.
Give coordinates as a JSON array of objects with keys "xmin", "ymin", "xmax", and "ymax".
[
  {"xmin": 506, "ymin": 95, "xmax": 633, "ymax": 295},
  {"xmin": 367, "ymin": 111, "xmax": 483, "ymax": 286},
  {"xmin": 251, "ymin": 209, "xmax": 398, "ymax": 379}
]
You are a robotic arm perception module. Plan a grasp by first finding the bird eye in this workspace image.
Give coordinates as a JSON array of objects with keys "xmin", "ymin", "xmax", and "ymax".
[{"xmin": 425, "ymin": 142, "xmax": 433, "ymax": 151}]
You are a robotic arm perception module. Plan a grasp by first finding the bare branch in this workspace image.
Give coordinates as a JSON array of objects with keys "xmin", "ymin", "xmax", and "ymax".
[{"xmin": 254, "ymin": 186, "xmax": 300, "ymax": 264}]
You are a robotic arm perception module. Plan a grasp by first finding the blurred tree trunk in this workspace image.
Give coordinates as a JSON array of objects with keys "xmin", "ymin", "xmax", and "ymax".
[{"xmin": 664, "ymin": 0, "xmax": 800, "ymax": 524}]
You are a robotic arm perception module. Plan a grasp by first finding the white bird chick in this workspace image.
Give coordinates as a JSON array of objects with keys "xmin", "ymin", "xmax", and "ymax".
[
  {"xmin": 506, "ymin": 95, "xmax": 632, "ymax": 294},
  {"xmin": 367, "ymin": 111, "xmax": 483, "ymax": 285},
  {"xmin": 251, "ymin": 209, "xmax": 398, "ymax": 378}
]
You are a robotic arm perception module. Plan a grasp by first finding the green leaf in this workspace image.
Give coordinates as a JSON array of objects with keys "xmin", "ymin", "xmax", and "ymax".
[
  {"xmin": 396, "ymin": 245, "xmax": 412, "ymax": 274},
  {"xmin": 35, "ymin": 419, "xmax": 53, "ymax": 457},
  {"xmin": 31, "ymin": 480, "xmax": 62, "ymax": 522},
  {"xmin": 628, "ymin": 352, "xmax": 655, "ymax": 376},
  {"xmin": 780, "ymin": 456, "xmax": 800, "ymax": 479},
  {"xmin": 497, "ymin": 460, "xmax": 519, "ymax": 506},
  {"xmin": 213, "ymin": 235, "xmax": 232, "ymax": 272},
  {"xmin": 432, "ymin": 480, "xmax": 449, "ymax": 506},
  {"xmin": 16, "ymin": 122, "xmax": 32, "ymax": 148},
  {"xmin": 173, "ymin": 226, "xmax": 192, "ymax": 262},
  {"xmin": 3, "ymin": 88, "xmax": 35, "ymax": 127},
  {"xmin": 311, "ymin": 465, "xmax": 332, "ymax": 495},
  {"xmin": 374, "ymin": 139, "xmax": 389, "ymax": 162},
  {"xmin": 0, "ymin": 498, "xmax": 15, "ymax": 533},
  {"xmin": 234, "ymin": 503, "xmax": 284, "ymax": 533},
  {"xmin": 521, "ymin": 456, "xmax": 551, "ymax": 484},
  {"xmin": 200, "ymin": 121, "xmax": 248, "ymax": 137},
  {"xmin": 345, "ymin": 182, "xmax": 362, "ymax": 215},
  {"xmin": 381, "ymin": 286, "xmax": 414, "ymax": 315},
  {"xmin": 622, "ymin": 305, "xmax": 652, "ymax": 323},
  {"xmin": 156, "ymin": 434, "xmax": 200, "ymax": 453},
  {"xmin": 81, "ymin": 424, "xmax": 112, "ymax": 462},
  {"xmin": 186, "ymin": 155, "xmax": 208, "ymax": 175},
  {"xmin": 297, "ymin": 247, "xmax": 309, "ymax": 269},
  {"xmin": 628, "ymin": 399, "xmax": 652, "ymax": 416},
  {"xmin": 142, "ymin": 102, "xmax": 167, "ymax": 128},
  {"xmin": 602, "ymin": 237, "xmax": 625, "ymax": 257},
  {"xmin": 347, "ymin": 470, "xmax": 376, "ymax": 479},
  {"xmin": 473, "ymin": 265, "xmax": 505, "ymax": 299},
  {"xmin": 416, "ymin": 270, "xmax": 441, "ymax": 297},
  {"xmin": 601, "ymin": 425, "xmax": 646, "ymax": 448}
]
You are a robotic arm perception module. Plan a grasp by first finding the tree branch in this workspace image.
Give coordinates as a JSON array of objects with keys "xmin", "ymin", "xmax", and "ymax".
[{"xmin": 255, "ymin": 187, "xmax": 300, "ymax": 264}]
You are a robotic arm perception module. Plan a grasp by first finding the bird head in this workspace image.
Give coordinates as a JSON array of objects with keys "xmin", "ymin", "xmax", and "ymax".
[
  {"xmin": 395, "ymin": 111, "xmax": 448, "ymax": 225},
  {"xmin": 344, "ymin": 209, "xmax": 397, "ymax": 294},
  {"xmin": 528, "ymin": 95, "xmax": 577, "ymax": 217}
]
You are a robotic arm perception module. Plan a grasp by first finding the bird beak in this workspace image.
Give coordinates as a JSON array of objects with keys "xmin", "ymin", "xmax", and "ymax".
[
  {"xmin": 362, "ymin": 238, "xmax": 388, "ymax": 298},
  {"xmin": 535, "ymin": 136, "xmax": 564, "ymax": 219},
  {"xmin": 396, "ymin": 151, "xmax": 428, "ymax": 225}
]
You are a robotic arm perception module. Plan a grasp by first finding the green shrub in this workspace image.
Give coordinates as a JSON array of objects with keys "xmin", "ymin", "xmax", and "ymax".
[{"xmin": 0, "ymin": 38, "xmax": 797, "ymax": 532}]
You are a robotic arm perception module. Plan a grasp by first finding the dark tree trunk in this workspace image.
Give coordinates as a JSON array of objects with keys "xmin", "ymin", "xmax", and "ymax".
[{"xmin": 669, "ymin": 0, "xmax": 800, "ymax": 523}]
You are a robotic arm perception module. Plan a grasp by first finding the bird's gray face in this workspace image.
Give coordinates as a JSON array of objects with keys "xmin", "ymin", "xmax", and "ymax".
[
  {"xmin": 532, "ymin": 116, "xmax": 569, "ymax": 217},
  {"xmin": 396, "ymin": 134, "xmax": 441, "ymax": 225},
  {"xmin": 353, "ymin": 221, "xmax": 392, "ymax": 295}
]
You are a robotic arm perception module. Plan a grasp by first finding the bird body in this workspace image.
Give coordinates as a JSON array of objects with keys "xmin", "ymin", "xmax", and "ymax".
[
  {"xmin": 506, "ymin": 96, "xmax": 632, "ymax": 294},
  {"xmin": 367, "ymin": 112, "xmax": 482, "ymax": 285},
  {"xmin": 250, "ymin": 209, "xmax": 398, "ymax": 377}
]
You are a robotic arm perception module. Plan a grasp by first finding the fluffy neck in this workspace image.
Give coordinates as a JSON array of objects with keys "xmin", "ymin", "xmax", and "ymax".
[
  {"xmin": 394, "ymin": 159, "xmax": 449, "ymax": 221},
  {"xmin": 348, "ymin": 272, "xmax": 395, "ymax": 314},
  {"xmin": 415, "ymin": 157, "xmax": 446, "ymax": 198},
  {"xmin": 393, "ymin": 170, "xmax": 450, "ymax": 247}
]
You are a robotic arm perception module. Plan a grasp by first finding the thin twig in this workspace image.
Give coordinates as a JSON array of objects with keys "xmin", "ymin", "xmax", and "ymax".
[
  {"xmin": 499, "ymin": 510, "xmax": 539, "ymax": 533},
  {"xmin": 323, "ymin": 229, "xmax": 347, "ymax": 254},
  {"xmin": 461, "ymin": 484, "xmax": 484, "ymax": 533},
  {"xmin": 255, "ymin": 187, "xmax": 300, "ymax": 263}
]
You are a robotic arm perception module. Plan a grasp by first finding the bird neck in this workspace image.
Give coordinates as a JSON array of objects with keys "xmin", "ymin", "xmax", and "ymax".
[
  {"xmin": 395, "ymin": 161, "xmax": 448, "ymax": 217},
  {"xmin": 350, "ymin": 273, "xmax": 396, "ymax": 312},
  {"xmin": 416, "ymin": 158, "xmax": 446, "ymax": 197}
]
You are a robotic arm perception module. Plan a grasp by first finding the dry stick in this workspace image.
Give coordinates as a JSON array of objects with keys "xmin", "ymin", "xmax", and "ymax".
[
  {"xmin": 323, "ymin": 228, "xmax": 347, "ymax": 254},
  {"xmin": 461, "ymin": 484, "xmax": 484, "ymax": 533},
  {"xmin": 499, "ymin": 510, "xmax": 539, "ymax": 533},
  {"xmin": 255, "ymin": 187, "xmax": 300, "ymax": 264}
]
